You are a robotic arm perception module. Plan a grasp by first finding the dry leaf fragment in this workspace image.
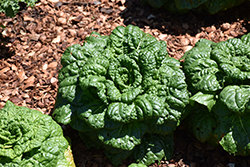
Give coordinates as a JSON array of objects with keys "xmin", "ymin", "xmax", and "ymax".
[
  {"xmin": 0, "ymin": 74, "xmax": 8, "ymax": 80},
  {"xmin": 0, "ymin": 67, "xmax": 10, "ymax": 74},
  {"xmin": 9, "ymin": 97, "xmax": 23, "ymax": 104},
  {"xmin": 42, "ymin": 63, "xmax": 48, "ymax": 71},
  {"xmin": 57, "ymin": 17, "xmax": 67, "ymax": 25},
  {"xmin": 0, "ymin": 95, "xmax": 9, "ymax": 102},
  {"xmin": 11, "ymin": 64, "xmax": 17, "ymax": 71},
  {"xmin": 48, "ymin": 61, "xmax": 58, "ymax": 69},
  {"xmin": 18, "ymin": 70, "xmax": 26, "ymax": 83},
  {"xmin": 50, "ymin": 77, "xmax": 58, "ymax": 84},
  {"xmin": 23, "ymin": 15, "xmax": 35, "ymax": 22},
  {"xmin": 1, "ymin": 90, "xmax": 13, "ymax": 96},
  {"xmin": 180, "ymin": 38, "xmax": 190, "ymax": 46},
  {"xmin": 52, "ymin": 35, "xmax": 61, "ymax": 43},
  {"xmin": 24, "ymin": 76, "xmax": 36, "ymax": 88},
  {"xmin": 29, "ymin": 33, "xmax": 40, "ymax": 41},
  {"xmin": 158, "ymin": 34, "xmax": 168, "ymax": 40},
  {"xmin": 38, "ymin": 101, "xmax": 45, "ymax": 108}
]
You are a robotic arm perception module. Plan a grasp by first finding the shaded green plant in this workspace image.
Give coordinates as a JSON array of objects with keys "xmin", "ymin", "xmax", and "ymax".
[
  {"xmin": 141, "ymin": 0, "xmax": 247, "ymax": 14},
  {"xmin": 182, "ymin": 33, "xmax": 250, "ymax": 156},
  {"xmin": 0, "ymin": 0, "xmax": 37, "ymax": 17}
]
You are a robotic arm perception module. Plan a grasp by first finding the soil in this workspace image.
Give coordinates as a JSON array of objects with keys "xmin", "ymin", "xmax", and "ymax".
[{"xmin": 1, "ymin": 0, "xmax": 250, "ymax": 167}]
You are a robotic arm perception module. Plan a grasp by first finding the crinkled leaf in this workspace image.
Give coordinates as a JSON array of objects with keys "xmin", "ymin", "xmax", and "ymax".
[
  {"xmin": 133, "ymin": 134, "xmax": 173, "ymax": 166},
  {"xmin": 241, "ymin": 32, "xmax": 250, "ymax": 46},
  {"xmin": 190, "ymin": 91, "xmax": 216, "ymax": 111},
  {"xmin": 106, "ymin": 102, "xmax": 137, "ymax": 123},
  {"xmin": 0, "ymin": 101, "xmax": 74, "ymax": 166},
  {"xmin": 53, "ymin": 103, "xmax": 72, "ymax": 125},
  {"xmin": 219, "ymin": 85, "xmax": 250, "ymax": 115},
  {"xmin": 84, "ymin": 31, "xmax": 109, "ymax": 49},
  {"xmin": 183, "ymin": 34, "xmax": 250, "ymax": 157},
  {"xmin": 146, "ymin": 108, "xmax": 181, "ymax": 135},
  {"xmin": 182, "ymin": 39, "xmax": 223, "ymax": 93},
  {"xmin": 108, "ymin": 25, "xmax": 159, "ymax": 55},
  {"xmin": 61, "ymin": 44, "xmax": 84, "ymax": 67},
  {"xmin": 76, "ymin": 100, "xmax": 106, "ymax": 130},
  {"xmin": 211, "ymin": 38, "xmax": 250, "ymax": 82},
  {"xmin": 98, "ymin": 122, "xmax": 147, "ymax": 151}
]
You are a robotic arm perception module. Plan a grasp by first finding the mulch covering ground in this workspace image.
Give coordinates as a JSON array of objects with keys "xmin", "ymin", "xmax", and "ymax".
[{"xmin": 1, "ymin": 0, "xmax": 250, "ymax": 166}]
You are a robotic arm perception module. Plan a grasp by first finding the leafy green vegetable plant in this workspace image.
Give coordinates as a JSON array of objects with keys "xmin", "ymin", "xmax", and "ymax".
[
  {"xmin": 0, "ymin": 0, "xmax": 37, "ymax": 17},
  {"xmin": 0, "ymin": 101, "xmax": 75, "ymax": 167},
  {"xmin": 53, "ymin": 25, "xmax": 190, "ymax": 166},
  {"xmin": 182, "ymin": 33, "xmax": 250, "ymax": 156},
  {"xmin": 140, "ymin": 0, "xmax": 246, "ymax": 14}
]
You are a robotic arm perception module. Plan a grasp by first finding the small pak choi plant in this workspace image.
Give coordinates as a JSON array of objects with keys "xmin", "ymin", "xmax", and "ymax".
[
  {"xmin": 182, "ymin": 33, "xmax": 250, "ymax": 156},
  {"xmin": 53, "ymin": 25, "xmax": 190, "ymax": 166},
  {"xmin": 0, "ymin": 0, "xmax": 37, "ymax": 17},
  {"xmin": 0, "ymin": 101, "xmax": 75, "ymax": 167}
]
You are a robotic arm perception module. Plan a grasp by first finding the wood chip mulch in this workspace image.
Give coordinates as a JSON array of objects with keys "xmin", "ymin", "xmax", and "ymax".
[{"xmin": 1, "ymin": 0, "xmax": 250, "ymax": 166}]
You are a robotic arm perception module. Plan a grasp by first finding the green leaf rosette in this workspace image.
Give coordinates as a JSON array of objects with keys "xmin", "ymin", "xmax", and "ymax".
[
  {"xmin": 0, "ymin": 101, "xmax": 75, "ymax": 167},
  {"xmin": 182, "ymin": 33, "xmax": 250, "ymax": 156},
  {"xmin": 53, "ymin": 25, "xmax": 189, "ymax": 166}
]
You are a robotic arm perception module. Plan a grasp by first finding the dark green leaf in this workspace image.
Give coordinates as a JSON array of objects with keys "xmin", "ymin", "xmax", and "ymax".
[
  {"xmin": 54, "ymin": 25, "xmax": 189, "ymax": 166},
  {"xmin": 190, "ymin": 91, "xmax": 216, "ymax": 111},
  {"xmin": 98, "ymin": 122, "xmax": 147, "ymax": 151},
  {"xmin": 133, "ymin": 134, "xmax": 173, "ymax": 166},
  {"xmin": 175, "ymin": 0, "xmax": 208, "ymax": 10},
  {"xmin": 203, "ymin": 0, "xmax": 245, "ymax": 14}
]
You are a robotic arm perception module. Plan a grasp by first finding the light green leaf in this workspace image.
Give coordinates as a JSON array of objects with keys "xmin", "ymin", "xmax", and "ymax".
[
  {"xmin": 190, "ymin": 91, "xmax": 216, "ymax": 111},
  {"xmin": 0, "ymin": 101, "xmax": 74, "ymax": 166},
  {"xmin": 128, "ymin": 163, "xmax": 147, "ymax": 167}
]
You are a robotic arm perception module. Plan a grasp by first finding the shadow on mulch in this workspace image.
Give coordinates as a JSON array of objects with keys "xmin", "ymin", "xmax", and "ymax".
[
  {"xmin": 0, "ymin": 34, "xmax": 15, "ymax": 59},
  {"xmin": 120, "ymin": 0, "xmax": 250, "ymax": 36},
  {"xmin": 62, "ymin": 124, "xmax": 134, "ymax": 167}
]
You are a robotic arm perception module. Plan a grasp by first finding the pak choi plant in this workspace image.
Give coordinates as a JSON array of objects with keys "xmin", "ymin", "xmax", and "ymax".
[
  {"xmin": 53, "ymin": 25, "xmax": 190, "ymax": 166},
  {"xmin": 0, "ymin": 101, "xmax": 75, "ymax": 167},
  {"xmin": 182, "ymin": 33, "xmax": 250, "ymax": 156}
]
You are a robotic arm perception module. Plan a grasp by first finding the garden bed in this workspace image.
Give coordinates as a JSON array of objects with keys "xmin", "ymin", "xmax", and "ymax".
[{"xmin": 0, "ymin": 0, "xmax": 250, "ymax": 166}]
